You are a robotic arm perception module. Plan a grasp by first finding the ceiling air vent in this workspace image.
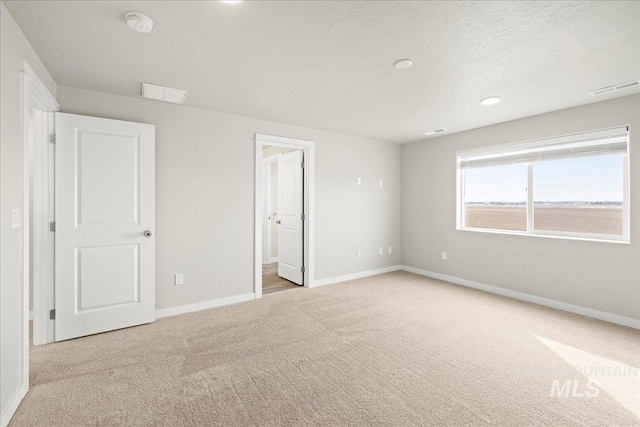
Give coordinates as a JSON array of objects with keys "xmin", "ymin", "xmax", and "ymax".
[
  {"xmin": 424, "ymin": 128, "xmax": 447, "ymax": 136},
  {"xmin": 588, "ymin": 80, "xmax": 639, "ymax": 97},
  {"xmin": 141, "ymin": 83, "xmax": 188, "ymax": 104}
]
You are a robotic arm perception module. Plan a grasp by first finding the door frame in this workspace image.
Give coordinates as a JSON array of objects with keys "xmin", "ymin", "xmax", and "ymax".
[
  {"xmin": 262, "ymin": 153, "xmax": 280, "ymax": 264},
  {"xmin": 22, "ymin": 62, "xmax": 58, "ymax": 347},
  {"xmin": 20, "ymin": 60, "xmax": 59, "ymax": 401},
  {"xmin": 254, "ymin": 134, "xmax": 315, "ymax": 298}
]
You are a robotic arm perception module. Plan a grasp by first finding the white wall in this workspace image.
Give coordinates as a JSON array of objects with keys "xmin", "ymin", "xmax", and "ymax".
[
  {"xmin": 402, "ymin": 94, "xmax": 640, "ymax": 321},
  {"xmin": 0, "ymin": 1, "xmax": 57, "ymax": 422},
  {"xmin": 57, "ymin": 86, "xmax": 402, "ymax": 310}
]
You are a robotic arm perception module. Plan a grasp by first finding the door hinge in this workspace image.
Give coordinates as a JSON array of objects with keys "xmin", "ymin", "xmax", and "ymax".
[
  {"xmin": 301, "ymin": 266, "xmax": 306, "ymax": 274},
  {"xmin": 49, "ymin": 309, "xmax": 56, "ymax": 320},
  {"xmin": 301, "ymin": 161, "xmax": 305, "ymax": 169},
  {"xmin": 49, "ymin": 133, "xmax": 56, "ymax": 144},
  {"xmin": 49, "ymin": 221, "xmax": 56, "ymax": 232},
  {"xmin": 301, "ymin": 213, "xmax": 305, "ymax": 221}
]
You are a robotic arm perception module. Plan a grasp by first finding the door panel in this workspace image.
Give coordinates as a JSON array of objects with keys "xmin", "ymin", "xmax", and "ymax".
[
  {"xmin": 277, "ymin": 150, "xmax": 303, "ymax": 285},
  {"xmin": 76, "ymin": 244, "xmax": 139, "ymax": 311},
  {"xmin": 55, "ymin": 113, "xmax": 155, "ymax": 341},
  {"xmin": 77, "ymin": 132, "xmax": 139, "ymax": 225}
]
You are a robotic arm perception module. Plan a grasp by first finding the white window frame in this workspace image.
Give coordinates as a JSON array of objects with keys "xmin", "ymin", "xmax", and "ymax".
[{"xmin": 456, "ymin": 127, "xmax": 631, "ymax": 244}]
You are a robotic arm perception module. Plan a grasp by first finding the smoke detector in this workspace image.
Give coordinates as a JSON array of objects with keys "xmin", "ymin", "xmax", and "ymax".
[
  {"xmin": 141, "ymin": 83, "xmax": 188, "ymax": 104},
  {"xmin": 588, "ymin": 80, "xmax": 639, "ymax": 96},
  {"xmin": 424, "ymin": 128, "xmax": 447, "ymax": 136},
  {"xmin": 125, "ymin": 12, "xmax": 153, "ymax": 33}
]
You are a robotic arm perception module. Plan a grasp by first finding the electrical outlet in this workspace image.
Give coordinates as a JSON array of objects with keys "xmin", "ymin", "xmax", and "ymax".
[
  {"xmin": 12, "ymin": 209, "xmax": 20, "ymax": 229},
  {"xmin": 175, "ymin": 273, "xmax": 184, "ymax": 285},
  {"xmin": 379, "ymin": 248, "xmax": 383, "ymax": 256},
  {"xmin": 441, "ymin": 252, "xmax": 447, "ymax": 261},
  {"xmin": 357, "ymin": 250, "xmax": 361, "ymax": 259},
  {"xmin": 388, "ymin": 246, "xmax": 392, "ymax": 254}
]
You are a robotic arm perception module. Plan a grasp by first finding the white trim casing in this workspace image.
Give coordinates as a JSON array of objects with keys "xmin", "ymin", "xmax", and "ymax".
[
  {"xmin": 155, "ymin": 293, "xmax": 256, "ymax": 319},
  {"xmin": 30, "ymin": 109, "xmax": 56, "ymax": 345},
  {"xmin": 401, "ymin": 265, "xmax": 640, "ymax": 330},
  {"xmin": 15, "ymin": 60, "xmax": 59, "ymax": 427},
  {"xmin": 312, "ymin": 265, "xmax": 402, "ymax": 288},
  {"xmin": 1, "ymin": 386, "xmax": 27, "ymax": 427},
  {"xmin": 255, "ymin": 133, "xmax": 315, "ymax": 148},
  {"xmin": 254, "ymin": 134, "xmax": 315, "ymax": 299}
]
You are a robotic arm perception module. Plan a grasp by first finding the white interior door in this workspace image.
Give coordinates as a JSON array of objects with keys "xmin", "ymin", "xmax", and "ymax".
[
  {"xmin": 277, "ymin": 150, "xmax": 303, "ymax": 285},
  {"xmin": 54, "ymin": 113, "xmax": 155, "ymax": 341}
]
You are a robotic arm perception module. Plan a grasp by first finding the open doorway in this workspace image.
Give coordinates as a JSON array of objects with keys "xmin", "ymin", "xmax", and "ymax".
[
  {"xmin": 254, "ymin": 134, "xmax": 315, "ymax": 298},
  {"xmin": 261, "ymin": 145, "xmax": 303, "ymax": 295}
]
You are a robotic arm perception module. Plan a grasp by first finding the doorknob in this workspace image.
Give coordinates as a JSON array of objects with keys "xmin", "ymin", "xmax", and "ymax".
[
  {"xmin": 143, "ymin": 230, "xmax": 152, "ymax": 237},
  {"xmin": 276, "ymin": 220, "xmax": 281, "ymax": 224}
]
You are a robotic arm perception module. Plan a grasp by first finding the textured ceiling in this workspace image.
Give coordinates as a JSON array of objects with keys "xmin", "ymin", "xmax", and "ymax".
[{"xmin": 5, "ymin": 1, "xmax": 639, "ymax": 143}]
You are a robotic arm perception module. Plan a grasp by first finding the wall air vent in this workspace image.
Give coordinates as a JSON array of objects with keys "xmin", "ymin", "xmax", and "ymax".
[
  {"xmin": 141, "ymin": 82, "xmax": 188, "ymax": 104},
  {"xmin": 588, "ymin": 80, "xmax": 639, "ymax": 97},
  {"xmin": 424, "ymin": 128, "xmax": 447, "ymax": 136}
]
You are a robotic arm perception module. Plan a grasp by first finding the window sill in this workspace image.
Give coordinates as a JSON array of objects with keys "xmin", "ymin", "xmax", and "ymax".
[{"xmin": 457, "ymin": 227, "xmax": 630, "ymax": 244}]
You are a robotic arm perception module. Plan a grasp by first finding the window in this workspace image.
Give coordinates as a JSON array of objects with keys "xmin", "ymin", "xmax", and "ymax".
[
  {"xmin": 457, "ymin": 127, "xmax": 630, "ymax": 242},
  {"xmin": 464, "ymin": 164, "xmax": 528, "ymax": 231}
]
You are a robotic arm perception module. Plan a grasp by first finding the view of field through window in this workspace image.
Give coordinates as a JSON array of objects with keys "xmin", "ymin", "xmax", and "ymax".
[
  {"xmin": 464, "ymin": 155, "xmax": 624, "ymax": 236},
  {"xmin": 464, "ymin": 163, "xmax": 527, "ymax": 231},
  {"xmin": 533, "ymin": 156, "xmax": 624, "ymax": 235}
]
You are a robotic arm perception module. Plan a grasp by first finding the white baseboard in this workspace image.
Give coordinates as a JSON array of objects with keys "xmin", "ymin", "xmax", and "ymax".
[
  {"xmin": 1, "ymin": 385, "xmax": 27, "ymax": 427},
  {"xmin": 401, "ymin": 265, "xmax": 640, "ymax": 330},
  {"xmin": 312, "ymin": 265, "xmax": 402, "ymax": 288},
  {"xmin": 155, "ymin": 293, "xmax": 256, "ymax": 319}
]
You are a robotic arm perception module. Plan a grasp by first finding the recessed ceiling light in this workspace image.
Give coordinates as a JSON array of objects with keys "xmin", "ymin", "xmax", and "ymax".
[
  {"xmin": 141, "ymin": 83, "xmax": 188, "ymax": 104},
  {"xmin": 424, "ymin": 128, "xmax": 447, "ymax": 136},
  {"xmin": 125, "ymin": 12, "xmax": 153, "ymax": 33},
  {"xmin": 480, "ymin": 96, "xmax": 501, "ymax": 106},
  {"xmin": 393, "ymin": 59, "xmax": 413, "ymax": 70}
]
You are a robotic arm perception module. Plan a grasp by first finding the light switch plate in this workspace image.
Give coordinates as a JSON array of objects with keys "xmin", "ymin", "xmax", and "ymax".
[
  {"xmin": 357, "ymin": 250, "xmax": 361, "ymax": 258},
  {"xmin": 379, "ymin": 248, "xmax": 383, "ymax": 256},
  {"xmin": 388, "ymin": 247, "xmax": 392, "ymax": 254},
  {"xmin": 11, "ymin": 209, "xmax": 20, "ymax": 229},
  {"xmin": 357, "ymin": 177, "xmax": 361, "ymax": 186}
]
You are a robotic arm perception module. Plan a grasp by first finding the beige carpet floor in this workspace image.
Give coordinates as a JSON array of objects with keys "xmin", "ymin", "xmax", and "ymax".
[{"xmin": 11, "ymin": 271, "xmax": 640, "ymax": 426}]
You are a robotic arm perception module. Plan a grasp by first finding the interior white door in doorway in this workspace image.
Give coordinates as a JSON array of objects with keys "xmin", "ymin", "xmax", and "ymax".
[
  {"xmin": 277, "ymin": 150, "xmax": 304, "ymax": 285},
  {"xmin": 54, "ymin": 113, "xmax": 156, "ymax": 341}
]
